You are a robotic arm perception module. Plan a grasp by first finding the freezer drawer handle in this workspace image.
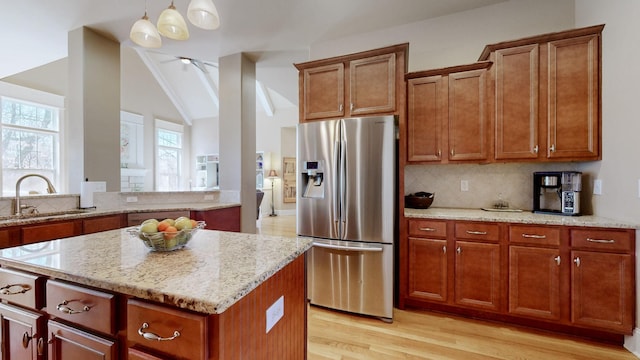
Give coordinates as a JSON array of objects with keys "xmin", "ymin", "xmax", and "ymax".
[
  {"xmin": 586, "ymin": 238, "xmax": 615, "ymax": 244},
  {"xmin": 313, "ymin": 242, "xmax": 383, "ymax": 252}
]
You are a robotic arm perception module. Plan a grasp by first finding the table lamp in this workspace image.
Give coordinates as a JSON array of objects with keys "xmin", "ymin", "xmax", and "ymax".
[{"xmin": 267, "ymin": 170, "xmax": 278, "ymax": 217}]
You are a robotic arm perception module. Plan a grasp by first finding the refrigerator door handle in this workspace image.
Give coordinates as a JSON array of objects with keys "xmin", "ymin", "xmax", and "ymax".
[
  {"xmin": 339, "ymin": 138, "xmax": 347, "ymax": 238},
  {"xmin": 313, "ymin": 242, "xmax": 383, "ymax": 252},
  {"xmin": 333, "ymin": 140, "xmax": 341, "ymax": 235}
]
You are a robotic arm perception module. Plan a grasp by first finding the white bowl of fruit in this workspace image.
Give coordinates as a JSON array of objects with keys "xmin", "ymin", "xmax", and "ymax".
[{"xmin": 130, "ymin": 217, "xmax": 206, "ymax": 252}]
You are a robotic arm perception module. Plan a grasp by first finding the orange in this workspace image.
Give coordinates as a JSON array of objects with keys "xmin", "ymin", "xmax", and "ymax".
[
  {"xmin": 157, "ymin": 221, "xmax": 170, "ymax": 232},
  {"xmin": 190, "ymin": 219, "xmax": 198, "ymax": 228},
  {"xmin": 163, "ymin": 226, "xmax": 178, "ymax": 240}
]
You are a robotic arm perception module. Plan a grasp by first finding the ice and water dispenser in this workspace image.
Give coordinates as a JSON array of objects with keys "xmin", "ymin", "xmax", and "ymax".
[{"xmin": 301, "ymin": 161, "xmax": 324, "ymax": 199}]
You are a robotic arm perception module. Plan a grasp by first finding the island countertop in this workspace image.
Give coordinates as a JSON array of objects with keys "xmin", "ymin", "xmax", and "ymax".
[{"xmin": 0, "ymin": 229, "xmax": 313, "ymax": 314}]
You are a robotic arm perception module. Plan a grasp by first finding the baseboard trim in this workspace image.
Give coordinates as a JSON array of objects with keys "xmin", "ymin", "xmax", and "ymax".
[{"xmin": 624, "ymin": 328, "xmax": 640, "ymax": 357}]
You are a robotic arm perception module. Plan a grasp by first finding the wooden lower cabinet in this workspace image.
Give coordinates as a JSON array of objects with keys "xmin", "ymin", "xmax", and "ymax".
[
  {"xmin": 47, "ymin": 320, "xmax": 117, "ymax": 360},
  {"xmin": 408, "ymin": 237, "xmax": 447, "ymax": 302},
  {"xmin": 509, "ymin": 246, "xmax": 561, "ymax": 320},
  {"xmin": 402, "ymin": 219, "xmax": 636, "ymax": 337},
  {"xmin": 191, "ymin": 206, "xmax": 241, "ymax": 232},
  {"xmin": 0, "ymin": 302, "xmax": 46, "ymax": 359},
  {"xmin": 571, "ymin": 250, "xmax": 634, "ymax": 333},
  {"xmin": 454, "ymin": 241, "xmax": 501, "ymax": 311}
]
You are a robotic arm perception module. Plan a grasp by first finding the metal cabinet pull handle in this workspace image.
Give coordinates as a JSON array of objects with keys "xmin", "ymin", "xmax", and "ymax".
[
  {"xmin": 418, "ymin": 227, "xmax": 436, "ymax": 232},
  {"xmin": 550, "ymin": 144, "xmax": 556, "ymax": 152},
  {"xmin": 554, "ymin": 256, "xmax": 561, "ymax": 266},
  {"xmin": 37, "ymin": 337, "xmax": 44, "ymax": 356},
  {"xmin": 456, "ymin": 247, "xmax": 461, "ymax": 254},
  {"xmin": 138, "ymin": 322, "xmax": 181, "ymax": 341},
  {"xmin": 533, "ymin": 145, "xmax": 539, "ymax": 154},
  {"xmin": 466, "ymin": 230, "xmax": 487, "ymax": 235},
  {"xmin": 587, "ymin": 238, "xmax": 615, "ymax": 244},
  {"xmin": 443, "ymin": 245, "xmax": 447, "ymax": 254},
  {"xmin": 56, "ymin": 300, "xmax": 90, "ymax": 314},
  {"xmin": 574, "ymin": 257, "xmax": 581, "ymax": 267},
  {"xmin": 22, "ymin": 332, "xmax": 32, "ymax": 348},
  {"xmin": 437, "ymin": 149, "xmax": 441, "ymax": 157},
  {"xmin": 450, "ymin": 148, "xmax": 455, "ymax": 156},
  {"xmin": 350, "ymin": 103, "xmax": 354, "ymax": 111},
  {"xmin": 522, "ymin": 234, "xmax": 546, "ymax": 239},
  {"xmin": 0, "ymin": 283, "xmax": 31, "ymax": 295},
  {"xmin": 339, "ymin": 104, "xmax": 343, "ymax": 112}
]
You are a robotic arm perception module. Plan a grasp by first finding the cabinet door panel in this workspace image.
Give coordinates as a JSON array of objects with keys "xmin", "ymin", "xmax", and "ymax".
[
  {"xmin": 571, "ymin": 251, "xmax": 633, "ymax": 333},
  {"xmin": 547, "ymin": 34, "xmax": 600, "ymax": 159},
  {"xmin": 407, "ymin": 75, "xmax": 446, "ymax": 162},
  {"xmin": 408, "ymin": 238, "xmax": 447, "ymax": 302},
  {"xmin": 21, "ymin": 221, "xmax": 82, "ymax": 245},
  {"xmin": 0, "ymin": 303, "xmax": 45, "ymax": 360},
  {"xmin": 448, "ymin": 69, "xmax": 488, "ymax": 161},
  {"xmin": 47, "ymin": 320, "xmax": 117, "ymax": 360},
  {"xmin": 302, "ymin": 63, "xmax": 345, "ymax": 120},
  {"xmin": 350, "ymin": 53, "xmax": 396, "ymax": 116},
  {"xmin": 454, "ymin": 241, "xmax": 500, "ymax": 311},
  {"xmin": 509, "ymin": 246, "xmax": 561, "ymax": 320},
  {"xmin": 83, "ymin": 215, "xmax": 124, "ymax": 234},
  {"xmin": 494, "ymin": 44, "xmax": 540, "ymax": 160}
]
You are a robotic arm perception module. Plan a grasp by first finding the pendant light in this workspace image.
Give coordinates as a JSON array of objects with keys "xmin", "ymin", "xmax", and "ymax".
[
  {"xmin": 187, "ymin": 0, "xmax": 220, "ymax": 30},
  {"xmin": 157, "ymin": 0, "xmax": 190, "ymax": 41},
  {"xmin": 129, "ymin": 2, "xmax": 162, "ymax": 48}
]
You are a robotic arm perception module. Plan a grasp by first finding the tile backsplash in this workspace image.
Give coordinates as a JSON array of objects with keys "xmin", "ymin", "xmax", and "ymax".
[{"xmin": 404, "ymin": 162, "xmax": 581, "ymax": 211}]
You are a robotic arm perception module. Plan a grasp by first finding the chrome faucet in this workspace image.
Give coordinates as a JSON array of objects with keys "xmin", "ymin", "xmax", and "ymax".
[{"xmin": 14, "ymin": 174, "xmax": 57, "ymax": 216}]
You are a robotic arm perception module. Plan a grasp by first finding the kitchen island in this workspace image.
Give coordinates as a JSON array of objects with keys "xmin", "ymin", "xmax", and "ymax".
[{"xmin": 0, "ymin": 228, "xmax": 312, "ymax": 359}]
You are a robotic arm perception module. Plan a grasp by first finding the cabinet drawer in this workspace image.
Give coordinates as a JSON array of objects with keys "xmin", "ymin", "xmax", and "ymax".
[
  {"xmin": 127, "ymin": 299, "xmax": 208, "ymax": 360},
  {"xmin": 509, "ymin": 225, "xmax": 560, "ymax": 246},
  {"xmin": 571, "ymin": 229, "xmax": 634, "ymax": 252},
  {"xmin": 46, "ymin": 280, "xmax": 116, "ymax": 336},
  {"xmin": 83, "ymin": 215, "xmax": 124, "ymax": 234},
  {"xmin": 0, "ymin": 268, "xmax": 45, "ymax": 309},
  {"xmin": 22, "ymin": 220, "xmax": 82, "ymax": 244},
  {"xmin": 454, "ymin": 222, "xmax": 500, "ymax": 242},
  {"xmin": 408, "ymin": 219, "xmax": 447, "ymax": 238}
]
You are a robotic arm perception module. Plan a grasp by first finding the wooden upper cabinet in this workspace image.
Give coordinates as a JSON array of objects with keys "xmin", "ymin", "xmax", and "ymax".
[
  {"xmin": 349, "ymin": 53, "xmax": 396, "ymax": 116},
  {"xmin": 493, "ymin": 44, "xmax": 540, "ymax": 160},
  {"xmin": 301, "ymin": 63, "xmax": 345, "ymax": 120},
  {"xmin": 448, "ymin": 68, "xmax": 489, "ymax": 161},
  {"xmin": 482, "ymin": 24, "xmax": 603, "ymax": 162},
  {"xmin": 406, "ymin": 62, "xmax": 491, "ymax": 164},
  {"xmin": 295, "ymin": 43, "xmax": 408, "ymax": 122},
  {"xmin": 545, "ymin": 34, "xmax": 600, "ymax": 160},
  {"xmin": 407, "ymin": 75, "xmax": 446, "ymax": 161}
]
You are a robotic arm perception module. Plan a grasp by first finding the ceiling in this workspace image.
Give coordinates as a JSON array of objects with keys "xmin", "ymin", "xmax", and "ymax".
[{"xmin": 2, "ymin": 0, "xmax": 504, "ymax": 121}]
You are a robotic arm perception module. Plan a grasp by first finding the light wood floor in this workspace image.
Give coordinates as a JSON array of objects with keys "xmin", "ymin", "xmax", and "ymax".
[{"xmin": 259, "ymin": 215, "xmax": 639, "ymax": 360}]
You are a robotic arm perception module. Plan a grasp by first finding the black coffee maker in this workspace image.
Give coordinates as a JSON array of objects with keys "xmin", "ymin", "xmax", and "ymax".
[{"xmin": 533, "ymin": 171, "xmax": 582, "ymax": 216}]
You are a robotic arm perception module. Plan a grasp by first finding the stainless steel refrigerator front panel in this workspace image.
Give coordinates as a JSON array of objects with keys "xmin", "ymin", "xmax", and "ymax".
[
  {"xmin": 297, "ymin": 116, "xmax": 396, "ymax": 245},
  {"xmin": 297, "ymin": 119, "xmax": 340, "ymax": 240},
  {"xmin": 307, "ymin": 239, "xmax": 394, "ymax": 320},
  {"xmin": 340, "ymin": 117, "xmax": 396, "ymax": 244}
]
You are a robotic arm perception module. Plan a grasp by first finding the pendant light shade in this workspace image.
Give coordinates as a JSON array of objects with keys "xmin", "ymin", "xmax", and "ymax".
[
  {"xmin": 130, "ymin": 14, "xmax": 162, "ymax": 48},
  {"xmin": 187, "ymin": 0, "xmax": 220, "ymax": 30},
  {"xmin": 157, "ymin": 2, "xmax": 190, "ymax": 40}
]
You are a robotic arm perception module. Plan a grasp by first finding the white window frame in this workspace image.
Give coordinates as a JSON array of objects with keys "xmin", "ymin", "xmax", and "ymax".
[
  {"xmin": 155, "ymin": 119, "xmax": 183, "ymax": 191},
  {"xmin": 0, "ymin": 81, "xmax": 65, "ymax": 196}
]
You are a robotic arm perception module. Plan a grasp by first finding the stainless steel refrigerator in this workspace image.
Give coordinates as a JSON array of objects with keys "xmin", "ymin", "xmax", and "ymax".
[{"xmin": 297, "ymin": 115, "xmax": 396, "ymax": 321}]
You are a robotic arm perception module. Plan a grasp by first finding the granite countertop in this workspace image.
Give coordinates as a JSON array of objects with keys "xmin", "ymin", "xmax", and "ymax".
[
  {"xmin": 0, "ymin": 229, "xmax": 312, "ymax": 314},
  {"xmin": 0, "ymin": 202, "xmax": 240, "ymax": 228},
  {"xmin": 405, "ymin": 207, "xmax": 639, "ymax": 229}
]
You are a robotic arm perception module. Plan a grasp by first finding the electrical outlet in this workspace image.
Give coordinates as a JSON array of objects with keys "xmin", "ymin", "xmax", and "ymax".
[
  {"xmin": 266, "ymin": 296, "xmax": 284, "ymax": 333},
  {"xmin": 126, "ymin": 196, "xmax": 138, "ymax": 203},
  {"xmin": 593, "ymin": 179, "xmax": 602, "ymax": 195},
  {"xmin": 204, "ymin": 194, "xmax": 214, "ymax": 201},
  {"xmin": 460, "ymin": 180, "xmax": 469, "ymax": 192}
]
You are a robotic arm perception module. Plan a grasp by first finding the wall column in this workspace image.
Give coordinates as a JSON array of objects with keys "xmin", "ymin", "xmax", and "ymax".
[
  {"xmin": 68, "ymin": 27, "xmax": 121, "ymax": 192},
  {"xmin": 219, "ymin": 53, "xmax": 257, "ymax": 233}
]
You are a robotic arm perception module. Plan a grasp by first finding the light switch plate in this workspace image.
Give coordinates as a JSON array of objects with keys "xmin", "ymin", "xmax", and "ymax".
[
  {"xmin": 266, "ymin": 296, "xmax": 284, "ymax": 333},
  {"xmin": 204, "ymin": 194, "xmax": 214, "ymax": 201},
  {"xmin": 126, "ymin": 196, "xmax": 138, "ymax": 203},
  {"xmin": 593, "ymin": 179, "xmax": 602, "ymax": 195},
  {"xmin": 460, "ymin": 180, "xmax": 469, "ymax": 192}
]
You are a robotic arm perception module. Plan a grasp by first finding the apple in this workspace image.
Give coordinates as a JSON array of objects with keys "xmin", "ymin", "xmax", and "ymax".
[
  {"xmin": 175, "ymin": 218, "xmax": 193, "ymax": 231},
  {"xmin": 161, "ymin": 218, "xmax": 176, "ymax": 226},
  {"xmin": 140, "ymin": 221, "xmax": 158, "ymax": 233}
]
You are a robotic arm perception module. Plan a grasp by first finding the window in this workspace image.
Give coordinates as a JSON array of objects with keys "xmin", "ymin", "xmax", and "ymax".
[
  {"xmin": 155, "ymin": 119, "xmax": 183, "ymax": 191},
  {"xmin": 0, "ymin": 82, "xmax": 63, "ymax": 196}
]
